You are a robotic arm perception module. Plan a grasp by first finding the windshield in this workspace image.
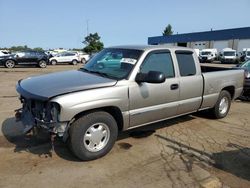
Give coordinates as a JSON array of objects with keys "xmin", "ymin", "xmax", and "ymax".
[
  {"xmin": 82, "ymin": 48, "xmax": 143, "ymax": 79},
  {"xmin": 224, "ymin": 51, "xmax": 236, "ymax": 56},
  {"xmin": 240, "ymin": 60, "xmax": 250, "ymax": 70},
  {"xmin": 201, "ymin": 51, "xmax": 211, "ymax": 55}
]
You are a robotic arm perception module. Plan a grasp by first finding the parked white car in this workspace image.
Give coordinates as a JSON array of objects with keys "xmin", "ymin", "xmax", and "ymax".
[
  {"xmin": 199, "ymin": 49, "xmax": 218, "ymax": 63},
  {"xmin": 77, "ymin": 52, "xmax": 90, "ymax": 63},
  {"xmin": 242, "ymin": 48, "xmax": 250, "ymax": 61},
  {"xmin": 49, "ymin": 52, "xmax": 80, "ymax": 65},
  {"xmin": 0, "ymin": 50, "xmax": 10, "ymax": 57},
  {"xmin": 220, "ymin": 48, "xmax": 238, "ymax": 64}
]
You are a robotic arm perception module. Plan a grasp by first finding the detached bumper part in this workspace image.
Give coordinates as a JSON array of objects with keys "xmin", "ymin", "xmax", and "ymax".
[
  {"xmin": 15, "ymin": 105, "xmax": 68, "ymax": 137},
  {"xmin": 15, "ymin": 108, "xmax": 35, "ymax": 134}
]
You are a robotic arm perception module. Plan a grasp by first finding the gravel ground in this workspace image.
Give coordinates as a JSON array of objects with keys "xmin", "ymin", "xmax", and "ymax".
[{"xmin": 0, "ymin": 64, "xmax": 249, "ymax": 188}]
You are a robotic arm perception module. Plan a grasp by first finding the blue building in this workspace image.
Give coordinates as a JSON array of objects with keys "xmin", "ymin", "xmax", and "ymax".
[{"xmin": 148, "ymin": 27, "xmax": 250, "ymax": 52}]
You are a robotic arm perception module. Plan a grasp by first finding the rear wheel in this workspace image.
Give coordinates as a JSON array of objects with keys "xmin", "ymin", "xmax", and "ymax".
[
  {"xmin": 5, "ymin": 60, "xmax": 15, "ymax": 68},
  {"xmin": 69, "ymin": 111, "xmax": 118, "ymax": 161},
  {"xmin": 81, "ymin": 58, "xmax": 86, "ymax": 64},
  {"xmin": 72, "ymin": 59, "xmax": 78, "ymax": 65},
  {"xmin": 209, "ymin": 90, "xmax": 231, "ymax": 119},
  {"xmin": 38, "ymin": 60, "xmax": 47, "ymax": 68},
  {"xmin": 51, "ymin": 60, "xmax": 57, "ymax": 65}
]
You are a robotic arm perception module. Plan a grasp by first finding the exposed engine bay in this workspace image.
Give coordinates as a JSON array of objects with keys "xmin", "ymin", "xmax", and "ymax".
[{"xmin": 15, "ymin": 96, "xmax": 68, "ymax": 138}]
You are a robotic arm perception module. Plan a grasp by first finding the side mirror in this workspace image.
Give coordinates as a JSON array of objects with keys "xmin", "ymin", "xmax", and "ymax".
[{"xmin": 135, "ymin": 71, "xmax": 166, "ymax": 84}]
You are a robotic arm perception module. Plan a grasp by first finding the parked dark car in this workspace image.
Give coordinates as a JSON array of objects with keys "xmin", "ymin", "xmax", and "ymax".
[
  {"xmin": 235, "ymin": 60, "xmax": 250, "ymax": 100},
  {"xmin": 0, "ymin": 51, "xmax": 48, "ymax": 68}
]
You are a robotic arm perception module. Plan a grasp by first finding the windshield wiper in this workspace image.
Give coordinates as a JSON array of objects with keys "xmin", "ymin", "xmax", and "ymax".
[{"xmin": 80, "ymin": 67, "xmax": 116, "ymax": 79}]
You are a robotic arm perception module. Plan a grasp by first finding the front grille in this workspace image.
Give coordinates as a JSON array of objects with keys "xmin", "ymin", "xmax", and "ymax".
[{"xmin": 21, "ymin": 97, "xmax": 53, "ymax": 123}]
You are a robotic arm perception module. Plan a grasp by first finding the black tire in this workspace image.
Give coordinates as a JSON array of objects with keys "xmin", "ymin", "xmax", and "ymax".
[
  {"xmin": 51, "ymin": 60, "xmax": 57, "ymax": 65},
  {"xmin": 72, "ymin": 59, "xmax": 78, "ymax": 65},
  {"xmin": 81, "ymin": 58, "xmax": 86, "ymax": 64},
  {"xmin": 69, "ymin": 111, "xmax": 118, "ymax": 161},
  {"xmin": 238, "ymin": 90, "xmax": 250, "ymax": 101},
  {"xmin": 209, "ymin": 90, "xmax": 231, "ymax": 119},
  {"xmin": 38, "ymin": 60, "xmax": 47, "ymax": 68},
  {"xmin": 4, "ymin": 59, "xmax": 15, "ymax": 68}
]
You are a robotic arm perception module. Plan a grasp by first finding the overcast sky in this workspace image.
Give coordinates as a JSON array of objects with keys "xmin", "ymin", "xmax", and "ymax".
[{"xmin": 0, "ymin": 0, "xmax": 249, "ymax": 49}]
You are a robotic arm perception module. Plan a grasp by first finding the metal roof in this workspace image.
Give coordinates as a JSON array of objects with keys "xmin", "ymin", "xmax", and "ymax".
[
  {"xmin": 148, "ymin": 27, "xmax": 250, "ymax": 44},
  {"xmin": 109, "ymin": 45, "xmax": 192, "ymax": 51}
]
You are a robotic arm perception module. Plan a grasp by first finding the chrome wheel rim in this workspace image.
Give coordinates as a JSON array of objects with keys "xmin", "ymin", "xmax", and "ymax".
[
  {"xmin": 81, "ymin": 59, "xmax": 86, "ymax": 64},
  {"xmin": 72, "ymin": 60, "xmax": 77, "ymax": 65},
  {"xmin": 83, "ymin": 123, "xmax": 110, "ymax": 152},
  {"xmin": 39, "ymin": 61, "xmax": 46, "ymax": 68},
  {"xmin": 219, "ymin": 97, "xmax": 229, "ymax": 115},
  {"xmin": 51, "ymin": 60, "xmax": 56, "ymax": 65},
  {"xmin": 6, "ymin": 60, "xmax": 14, "ymax": 68}
]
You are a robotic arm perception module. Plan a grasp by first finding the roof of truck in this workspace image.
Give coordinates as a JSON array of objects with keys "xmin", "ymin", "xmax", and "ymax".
[{"xmin": 108, "ymin": 45, "xmax": 193, "ymax": 51}]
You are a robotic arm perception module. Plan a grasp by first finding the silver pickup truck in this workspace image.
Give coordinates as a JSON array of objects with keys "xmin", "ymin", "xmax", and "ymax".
[{"xmin": 16, "ymin": 45, "xmax": 244, "ymax": 160}]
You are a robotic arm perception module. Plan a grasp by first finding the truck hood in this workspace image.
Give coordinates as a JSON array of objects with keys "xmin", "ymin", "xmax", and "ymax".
[{"xmin": 16, "ymin": 70, "xmax": 117, "ymax": 101}]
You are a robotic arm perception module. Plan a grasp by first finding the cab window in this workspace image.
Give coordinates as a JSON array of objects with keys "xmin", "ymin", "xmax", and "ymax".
[
  {"xmin": 175, "ymin": 51, "xmax": 196, "ymax": 76},
  {"xmin": 140, "ymin": 52, "xmax": 175, "ymax": 78}
]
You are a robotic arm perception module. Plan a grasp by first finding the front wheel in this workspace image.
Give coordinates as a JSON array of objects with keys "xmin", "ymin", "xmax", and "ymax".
[
  {"xmin": 81, "ymin": 58, "xmax": 86, "ymax": 64},
  {"xmin": 209, "ymin": 90, "xmax": 231, "ymax": 119},
  {"xmin": 72, "ymin": 59, "xmax": 78, "ymax": 65},
  {"xmin": 69, "ymin": 111, "xmax": 118, "ymax": 161},
  {"xmin": 5, "ymin": 60, "xmax": 15, "ymax": 68},
  {"xmin": 51, "ymin": 60, "xmax": 57, "ymax": 65},
  {"xmin": 38, "ymin": 60, "xmax": 47, "ymax": 68}
]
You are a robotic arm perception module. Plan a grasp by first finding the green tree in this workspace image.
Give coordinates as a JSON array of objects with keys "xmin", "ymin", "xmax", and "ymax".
[
  {"xmin": 33, "ymin": 47, "xmax": 44, "ymax": 51},
  {"xmin": 9, "ymin": 45, "xmax": 31, "ymax": 52},
  {"xmin": 162, "ymin": 24, "xmax": 173, "ymax": 36},
  {"xmin": 83, "ymin": 32, "xmax": 104, "ymax": 54}
]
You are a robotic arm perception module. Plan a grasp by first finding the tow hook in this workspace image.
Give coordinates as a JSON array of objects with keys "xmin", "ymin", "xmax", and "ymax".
[{"xmin": 15, "ymin": 108, "xmax": 22, "ymax": 121}]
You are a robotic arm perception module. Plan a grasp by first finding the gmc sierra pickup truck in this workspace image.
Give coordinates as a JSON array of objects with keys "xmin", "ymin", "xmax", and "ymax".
[{"xmin": 16, "ymin": 45, "xmax": 244, "ymax": 160}]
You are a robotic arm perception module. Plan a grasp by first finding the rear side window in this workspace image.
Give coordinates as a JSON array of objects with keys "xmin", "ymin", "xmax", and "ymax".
[
  {"xmin": 140, "ymin": 52, "xmax": 175, "ymax": 78},
  {"xmin": 65, "ymin": 53, "xmax": 75, "ymax": 56},
  {"xmin": 176, "ymin": 52, "xmax": 196, "ymax": 76}
]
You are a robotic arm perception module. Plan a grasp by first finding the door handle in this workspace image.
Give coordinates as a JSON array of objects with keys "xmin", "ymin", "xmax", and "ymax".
[{"xmin": 170, "ymin": 84, "xmax": 179, "ymax": 90}]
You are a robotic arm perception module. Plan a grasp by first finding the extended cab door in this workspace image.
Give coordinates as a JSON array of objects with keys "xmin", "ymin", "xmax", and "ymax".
[
  {"xmin": 174, "ymin": 50, "xmax": 203, "ymax": 114},
  {"xmin": 129, "ymin": 50, "xmax": 180, "ymax": 128}
]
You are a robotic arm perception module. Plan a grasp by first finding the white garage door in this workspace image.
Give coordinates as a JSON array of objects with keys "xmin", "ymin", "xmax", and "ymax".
[
  {"xmin": 213, "ymin": 40, "xmax": 228, "ymax": 52},
  {"xmin": 193, "ymin": 41, "xmax": 206, "ymax": 50},
  {"xmin": 237, "ymin": 39, "xmax": 250, "ymax": 52}
]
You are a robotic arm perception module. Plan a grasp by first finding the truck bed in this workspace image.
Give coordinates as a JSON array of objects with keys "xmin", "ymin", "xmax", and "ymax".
[
  {"xmin": 201, "ymin": 65, "xmax": 232, "ymax": 73},
  {"xmin": 200, "ymin": 66, "xmax": 244, "ymax": 109}
]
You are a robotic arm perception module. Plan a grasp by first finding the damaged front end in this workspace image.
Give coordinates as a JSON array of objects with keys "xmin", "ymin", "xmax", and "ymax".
[{"xmin": 15, "ymin": 96, "xmax": 69, "ymax": 139}]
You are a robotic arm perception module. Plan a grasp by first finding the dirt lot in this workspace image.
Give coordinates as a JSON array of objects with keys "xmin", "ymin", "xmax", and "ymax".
[{"xmin": 0, "ymin": 64, "xmax": 249, "ymax": 188}]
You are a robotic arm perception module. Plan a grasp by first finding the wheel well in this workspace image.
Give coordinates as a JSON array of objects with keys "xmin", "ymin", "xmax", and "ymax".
[
  {"xmin": 222, "ymin": 86, "xmax": 235, "ymax": 99},
  {"xmin": 38, "ymin": 59, "xmax": 47, "ymax": 63},
  {"xmin": 73, "ymin": 106, "xmax": 124, "ymax": 131},
  {"xmin": 5, "ymin": 59, "xmax": 16, "ymax": 64}
]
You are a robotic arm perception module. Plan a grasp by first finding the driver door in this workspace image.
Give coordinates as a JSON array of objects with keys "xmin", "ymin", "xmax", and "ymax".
[{"xmin": 129, "ymin": 50, "xmax": 180, "ymax": 127}]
